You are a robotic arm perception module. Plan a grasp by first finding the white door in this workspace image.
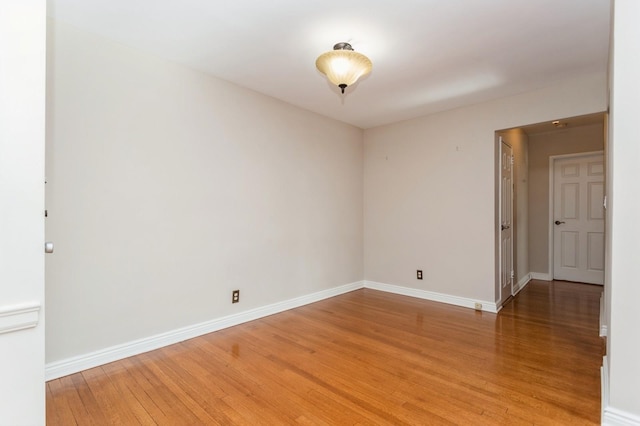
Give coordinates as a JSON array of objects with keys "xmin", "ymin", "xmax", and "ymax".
[
  {"xmin": 552, "ymin": 153, "xmax": 605, "ymax": 284},
  {"xmin": 0, "ymin": 1, "xmax": 46, "ymax": 423},
  {"xmin": 499, "ymin": 139, "xmax": 514, "ymax": 305}
]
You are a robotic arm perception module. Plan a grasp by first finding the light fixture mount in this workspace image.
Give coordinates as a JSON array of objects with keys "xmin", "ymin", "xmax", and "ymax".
[
  {"xmin": 333, "ymin": 42, "xmax": 354, "ymax": 50},
  {"xmin": 316, "ymin": 42, "xmax": 372, "ymax": 94}
]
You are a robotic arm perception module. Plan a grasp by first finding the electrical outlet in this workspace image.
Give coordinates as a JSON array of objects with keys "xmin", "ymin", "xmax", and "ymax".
[
  {"xmin": 417, "ymin": 270, "xmax": 423, "ymax": 280},
  {"xmin": 232, "ymin": 290, "xmax": 240, "ymax": 304},
  {"xmin": 474, "ymin": 302, "xmax": 482, "ymax": 311}
]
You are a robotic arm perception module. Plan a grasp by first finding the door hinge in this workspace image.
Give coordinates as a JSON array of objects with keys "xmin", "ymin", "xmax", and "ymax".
[
  {"xmin": 510, "ymin": 155, "xmax": 514, "ymax": 165},
  {"xmin": 510, "ymin": 271, "xmax": 515, "ymax": 279}
]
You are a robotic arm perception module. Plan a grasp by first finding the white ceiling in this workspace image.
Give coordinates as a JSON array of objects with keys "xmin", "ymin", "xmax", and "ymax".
[{"xmin": 48, "ymin": 0, "xmax": 611, "ymax": 129}]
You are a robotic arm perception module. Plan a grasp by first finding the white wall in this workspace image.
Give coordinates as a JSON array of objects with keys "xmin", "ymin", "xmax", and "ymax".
[
  {"xmin": 605, "ymin": 0, "xmax": 640, "ymax": 422},
  {"xmin": 363, "ymin": 73, "xmax": 607, "ymax": 304},
  {"xmin": 0, "ymin": 1, "xmax": 46, "ymax": 424},
  {"xmin": 46, "ymin": 21, "xmax": 363, "ymax": 364}
]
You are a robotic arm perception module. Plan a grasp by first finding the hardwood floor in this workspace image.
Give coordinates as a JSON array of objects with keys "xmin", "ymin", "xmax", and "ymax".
[{"xmin": 47, "ymin": 280, "xmax": 605, "ymax": 425}]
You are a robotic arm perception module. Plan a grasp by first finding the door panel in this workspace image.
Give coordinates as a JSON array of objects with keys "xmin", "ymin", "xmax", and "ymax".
[
  {"xmin": 588, "ymin": 182, "xmax": 604, "ymax": 220},
  {"xmin": 561, "ymin": 183, "xmax": 579, "ymax": 218},
  {"xmin": 560, "ymin": 231, "xmax": 578, "ymax": 268},
  {"xmin": 553, "ymin": 154, "xmax": 604, "ymax": 284},
  {"xmin": 587, "ymin": 232, "xmax": 605, "ymax": 271}
]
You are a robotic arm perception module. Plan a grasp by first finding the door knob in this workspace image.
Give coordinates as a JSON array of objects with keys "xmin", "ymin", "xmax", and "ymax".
[
  {"xmin": 501, "ymin": 224, "xmax": 510, "ymax": 230},
  {"xmin": 554, "ymin": 220, "xmax": 566, "ymax": 225},
  {"xmin": 44, "ymin": 242, "xmax": 54, "ymax": 254}
]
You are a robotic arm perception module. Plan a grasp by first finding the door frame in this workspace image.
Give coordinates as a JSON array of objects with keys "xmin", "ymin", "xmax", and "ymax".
[
  {"xmin": 547, "ymin": 150, "xmax": 605, "ymax": 280},
  {"xmin": 498, "ymin": 137, "xmax": 514, "ymax": 306}
]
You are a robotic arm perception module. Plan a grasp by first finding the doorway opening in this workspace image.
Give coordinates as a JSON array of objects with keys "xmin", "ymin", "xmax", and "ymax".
[{"xmin": 495, "ymin": 112, "xmax": 606, "ymax": 309}]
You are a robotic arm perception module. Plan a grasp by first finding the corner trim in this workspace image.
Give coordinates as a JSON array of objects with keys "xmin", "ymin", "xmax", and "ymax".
[
  {"xmin": 531, "ymin": 272, "xmax": 552, "ymax": 281},
  {"xmin": 602, "ymin": 355, "xmax": 609, "ymax": 418},
  {"xmin": 513, "ymin": 273, "xmax": 532, "ymax": 296},
  {"xmin": 45, "ymin": 281, "xmax": 364, "ymax": 381},
  {"xmin": 599, "ymin": 357, "xmax": 640, "ymax": 425},
  {"xmin": 600, "ymin": 292, "xmax": 608, "ymax": 337},
  {"xmin": 364, "ymin": 280, "xmax": 499, "ymax": 313},
  {"xmin": 0, "ymin": 303, "xmax": 40, "ymax": 335},
  {"xmin": 603, "ymin": 408, "xmax": 640, "ymax": 426}
]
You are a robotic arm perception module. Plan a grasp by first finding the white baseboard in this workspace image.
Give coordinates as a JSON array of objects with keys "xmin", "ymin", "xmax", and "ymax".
[
  {"xmin": 45, "ymin": 281, "xmax": 364, "ymax": 381},
  {"xmin": 364, "ymin": 280, "xmax": 499, "ymax": 313},
  {"xmin": 530, "ymin": 272, "xmax": 552, "ymax": 281},
  {"xmin": 603, "ymin": 408, "xmax": 640, "ymax": 425},
  {"xmin": 513, "ymin": 273, "xmax": 532, "ymax": 296},
  {"xmin": 46, "ymin": 280, "xmax": 507, "ymax": 380},
  {"xmin": 599, "ymin": 357, "xmax": 640, "ymax": 425}
]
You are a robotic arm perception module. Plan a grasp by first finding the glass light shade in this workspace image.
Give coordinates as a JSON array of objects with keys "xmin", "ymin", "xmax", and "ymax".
[{"xmin": 316, "ymin": 49, "xmax": 372, "ymax": 93}]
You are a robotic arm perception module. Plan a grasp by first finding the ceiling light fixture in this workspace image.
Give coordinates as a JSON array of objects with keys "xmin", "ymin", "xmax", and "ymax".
[{"xmin": 315, "ymin": 42, "xmax": 372, "ymax": 94}]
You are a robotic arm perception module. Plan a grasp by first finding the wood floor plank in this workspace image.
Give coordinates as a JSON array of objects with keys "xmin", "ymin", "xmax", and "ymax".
[
  {"xmin": 128, "ymin": 352, "xmax": 219, "ymax": 424},
  {"xmin": 69, "ymin": 372, "xmax": 109, "ymax": 425},
  {"xmin": 179, "ymin": 337, "xmax": 333, "ymax": 424},
  {"xmin": 99, "ymin": 361, "xmax": 159, "ymax": 425},
  {"xmin": 46, "ymin": 380, "xmax": 77, "ymax": 426},
  {"xmin": 81, "ymin": 365, "xmax": 152, "ymax": 425},
  {"xmin": 47, "ymin": 280, "xmax": 604, "ymax": 424},
  {"xmin": 112, "ymin": 357, "xmax": 171, "ymax": 424}
]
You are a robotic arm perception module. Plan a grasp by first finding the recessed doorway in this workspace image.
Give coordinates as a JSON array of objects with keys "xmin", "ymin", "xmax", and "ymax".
[{"xmin": 495, "ymin": 112, "xmax": 606, "ymax": 308}]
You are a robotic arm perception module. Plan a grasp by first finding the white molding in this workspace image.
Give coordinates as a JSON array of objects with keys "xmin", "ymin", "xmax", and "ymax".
[
  {"xmin": 513, "ymin": 273, "xmax": 532, "ymax": 296},
  {"xmin": 598, "ymin": 357, "xmax": 640, "ymax": 426},
  {"xmin": 45, "ymin": 281, "xmax": 364, "ymax": 381},
  {"xmin": 602, "ymin": 356, "xmax": 640, "ymax": 424},
  {"xmin": 45, "ymin": 280, "xmax": 513, "ymax": 380},
  {"xmin": 530, "ymin": 272, "xmax": 552, "ymax": 281},
  {"xmin": 603, "ymin": 408, "xmax": 640, "ymax": 426},
  {"xmin": 364, "ymin": 281, "xmax": 499, "ymax": 313},
  {"xmin": 603, "ymin": 356, "xmax": 609, "ymax": 418},
  {"xmin": 0, "ymin": 302, "xmax": 40, "ymax": 335}
]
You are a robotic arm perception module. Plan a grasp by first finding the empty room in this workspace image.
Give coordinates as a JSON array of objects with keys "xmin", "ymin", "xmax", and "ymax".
[{"xmin": 2, "ymin": 0, "xmax": 639, "ymax": 425}]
